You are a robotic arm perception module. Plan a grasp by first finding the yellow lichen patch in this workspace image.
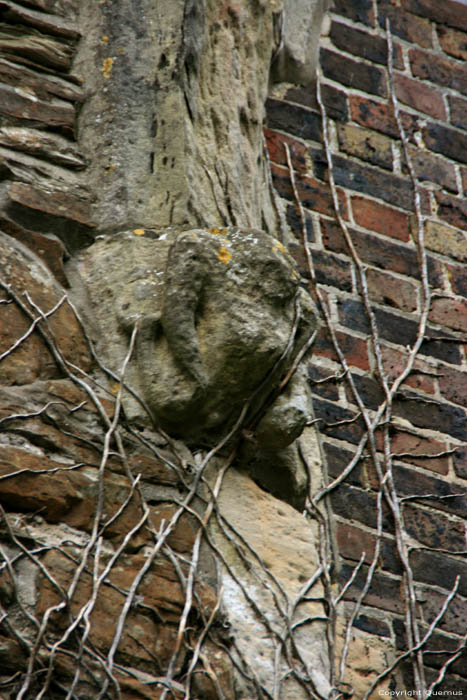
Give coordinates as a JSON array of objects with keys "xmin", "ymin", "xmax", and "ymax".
[
  {"xmin": 104, "ymin": 163, "xmax": 116, "ymax": 174},
  {"xmin": 101, "ymin": 57, "xmax": 114, "ymax": 79},
  {"xmin": 217, "ymin": 246, "xmax": 232, "ymax": 264},
  {"xmin": 111, "ymin": 382, "xmax": 120, "ymax": 394},
  {"xmin": 133, "ymin": 229, "xmax": 145, "ymax": 236},
  {"xmin": 101, "ymin": 35, "xmax": 109, "ymax": 45},
  {"xmin": 274, "ymin": 240, "xmax": 288, "ymax": 254},
  {"xmin": 210, "ymin": 227, "xmax": 227, "ymax": 236}
]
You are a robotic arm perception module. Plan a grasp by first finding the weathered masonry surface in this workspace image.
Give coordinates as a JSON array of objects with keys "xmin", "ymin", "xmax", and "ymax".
[
  {"xmin": 0, "ymin": 0, "xmax": 466, "ymax": 697},
  {"xmin": 266, "ymin": 0, "xmax": 467, "ymax": 691}
]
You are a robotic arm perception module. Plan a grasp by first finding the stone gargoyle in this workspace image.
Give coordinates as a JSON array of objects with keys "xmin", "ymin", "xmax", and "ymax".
[{"xmin": 77, "ymin": 226, "xmax": 317, "ymax": 508}]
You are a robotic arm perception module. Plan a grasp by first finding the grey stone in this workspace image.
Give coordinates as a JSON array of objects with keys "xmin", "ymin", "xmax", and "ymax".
[{"xmin": 77, "ymin": 226, "xmax": 318, "ymax": 508}]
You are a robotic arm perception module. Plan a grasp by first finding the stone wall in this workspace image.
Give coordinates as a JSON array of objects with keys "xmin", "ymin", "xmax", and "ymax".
[
  {"xmin": 266, "ymin": 0, "xmax": 467, "ymax": 693},
  {"xmin": 0, "ymin": 0, "xmax": 466, "ymax": 698}
]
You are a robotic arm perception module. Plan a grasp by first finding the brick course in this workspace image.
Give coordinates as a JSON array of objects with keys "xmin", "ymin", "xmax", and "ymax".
[{"xmin": 265, "ymin": 1, "xmax": 467, "ymax": 684}]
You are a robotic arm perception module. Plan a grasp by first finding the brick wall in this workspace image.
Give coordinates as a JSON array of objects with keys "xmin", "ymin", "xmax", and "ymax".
[{"xmin": 266, "ymin": 0, "xmax": 467, "ymax": 691}]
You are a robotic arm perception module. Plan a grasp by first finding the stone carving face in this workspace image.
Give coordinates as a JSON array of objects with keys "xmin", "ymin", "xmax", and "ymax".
[{"xmin": 79, "ymin": 227, "xmax": 317, "ymax": 507}]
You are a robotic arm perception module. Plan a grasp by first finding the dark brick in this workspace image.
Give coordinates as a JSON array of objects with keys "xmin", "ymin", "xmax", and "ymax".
[
  {"xmin": 411, "ymin": 550, "xmax": 467, "ymax": 597},
  {"xmin": 395, "ymin": 73, "xmax": 447, "ymax": 121},
  {"xmin": 449, "ymin": 94, "xmax": 467, "ymax": 131},
  {"xmin": 453, "ymin": 446, "xmax": 467, "ymax": 479},
  {"xmin": 330, "ymin": 484, "xmax": 394, "ymax": 531},
  {"xmin": 322, "ymin": 440, "xmax": 355, "ymax": 477},
  {"xmin": 350, "ymin": 94, "xmax": 421, "ymax": 140},
  {"xmin": 337, "ymin": 299, "xmax": 461, "ymax": 364},
  {"xmin": 332, "ymin": 0, "xmax": 375, "ymax": 26},
  {"xmin": 331, "ymin": 153, "xmax": 416, "ymax": 209},
  {"xmin": 351, "ymin": 195, "xmax": 411, "ymax": 242},
  {"xmin": 347, "ymin": 373, "xmax": 385, "ymax": 411},
  {"xmin": 393, "ymin": 618, "xmax": 467, "ymax": 679},
  {"xmin": 321, "ymin": 219, "xmax": 443, "ymax": 286},
  {"xmin": 338, "ymin": 562, "xmax": 404, "ymax": 614},
  {"xmin": 438, "ymin": 25, "xmax": 467, "ymax": 61},
  {"xmin": 438, "ymin": 365, "xmax": 467, "ymax": 409},
  {"xmin": 320, "ymin": 48, "xmax": 387, "ymax": 97},
  {"xmin": 393, "ymin": 395, "xmax": 467, "ymax": 441},
  {"xmin": 285, "ymin": 203, "xmax": 314, "ymax": 242},
  {"xmin": 327, "ymin": 441, "xmax": 466, "ymax": 518},
  {"xmin": 312, "ymin": 249, "xmax": 353, "ymax": 292},
  {"xmin": 435, "ymin": 191, "xmax": 467, "ymax": 230},
  {"xmin": 312, "ymin": 397, "xmax": 365, "ymax": 444},
  {"xmin": 404, "ymin": 503, "xmax": 467, "ymax": 552},
  {"xmin": 423, "ymin": 122, "xmax": 467, "ymax": 165},
  {"xmin": 447, "ymin": 262, "xmax": 467, "ymax": 298},
  {"xmin": 308, "ymin": 365, "xmax": 340, "ymax": 401},
  {"xmin": 410, "ymin": 47, "xmax": 467, "ymax": 95},
  {"xmin": 308, "ymin": 147, "xmax": 328, "ymax": 181},
  {"xmin": 379, "ymin": 0, "xmax": 433, "ymax": 48},
  {"xmin": 354, "ymin": 614, "xmax": 391, "ymax": 638},
  {"xmin": 394, "ymin": 462, "xmax": 467, "ymax": 519},
  {"xmin": 330, "ymin": 20, "xmax": 404, "ymax": 68},
  {"xmin": 337, "ymin": 124, "xmax": 393, "ymax": 170},
  {"xmin": 418, "ymin": 584, "xmax": 467, "ymax": 636},
  {"xmin": 266, "ymin": 98, "xmax": 321, "ymax": 142},
  {"xmin": 403, "ymin": 0, "xmax": 467, "ymax": 32},
  {"xmin": 405, "ymin": 147, "xmax": 458, "ymax": 193},
  {"xmin": 284, "ymin": 83, "xmax": 349, "ymax": 122}
]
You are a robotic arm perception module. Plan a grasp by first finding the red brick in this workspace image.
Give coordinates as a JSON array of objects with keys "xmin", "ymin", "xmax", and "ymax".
[
  {"xmin": 365, "ymin": 268, "xmax": 419, "ymax": 312},
  {"xmin": 378, "ymin": 0, "xmax": 433, "ymax": 48},
  {"xmin": 438, "ymin": 365, "xmax": 467, "ymax": 409},
  {"xmin": 395, "ymin": 73, "xmax": 447, "ymax": 121},
  {"xmin": 349, "ymin": 95, "xmax": 420, "ymax": 140},
  {"xmin": 403, "ymin": 0, "xmax": 467, "ymax": 33},
  {"xmin": 351, "ymin": 195, "xmax": 411, "ymax": 242},
  {"xmin": 410, "ymin": 47, "xmax": 467, "ymax": 95},
  {"xmin": 320, "ymin": 48, "xmax": 387, "ymax": 97},
  {"xmin": 336, "ymin": 522, "xmax": 378, "ymax": 564},
  {"xmin": 321, "ymin": 219, "xmax": 443, "ymax": 286},
  {"xmin": 435, "ymin": 191, "xmax": 467, "ymax": 230},
  {"xmin": 271, "ymin": 163, "xmax": 348, "ymax": 219},
  {"xmin": 380, "ymin": 345, "xmax": 437, "ymax": 395},
  {"xmin": 264, "ymin": 128, "xmax": 308, "ymax": 173},
  {"xmin": 390, "ymin": 432, "xmax": 450, "ymax": 476},
  {"xmin": 314, "ymin": 328, "xmax": 370, "ymax": 371},
  {"xmin": 429, "ymin": 296, "xmax": 467, "ymax": 333},
  {"xmin": 438, "ymin": 25, "xmax": 467, "ymax": 61}
]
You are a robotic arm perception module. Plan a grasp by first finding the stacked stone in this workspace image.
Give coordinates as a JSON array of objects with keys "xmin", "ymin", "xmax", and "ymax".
[{"xmin": 0, "ymin": 0, "xmax": 94, "ymax": 283}]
